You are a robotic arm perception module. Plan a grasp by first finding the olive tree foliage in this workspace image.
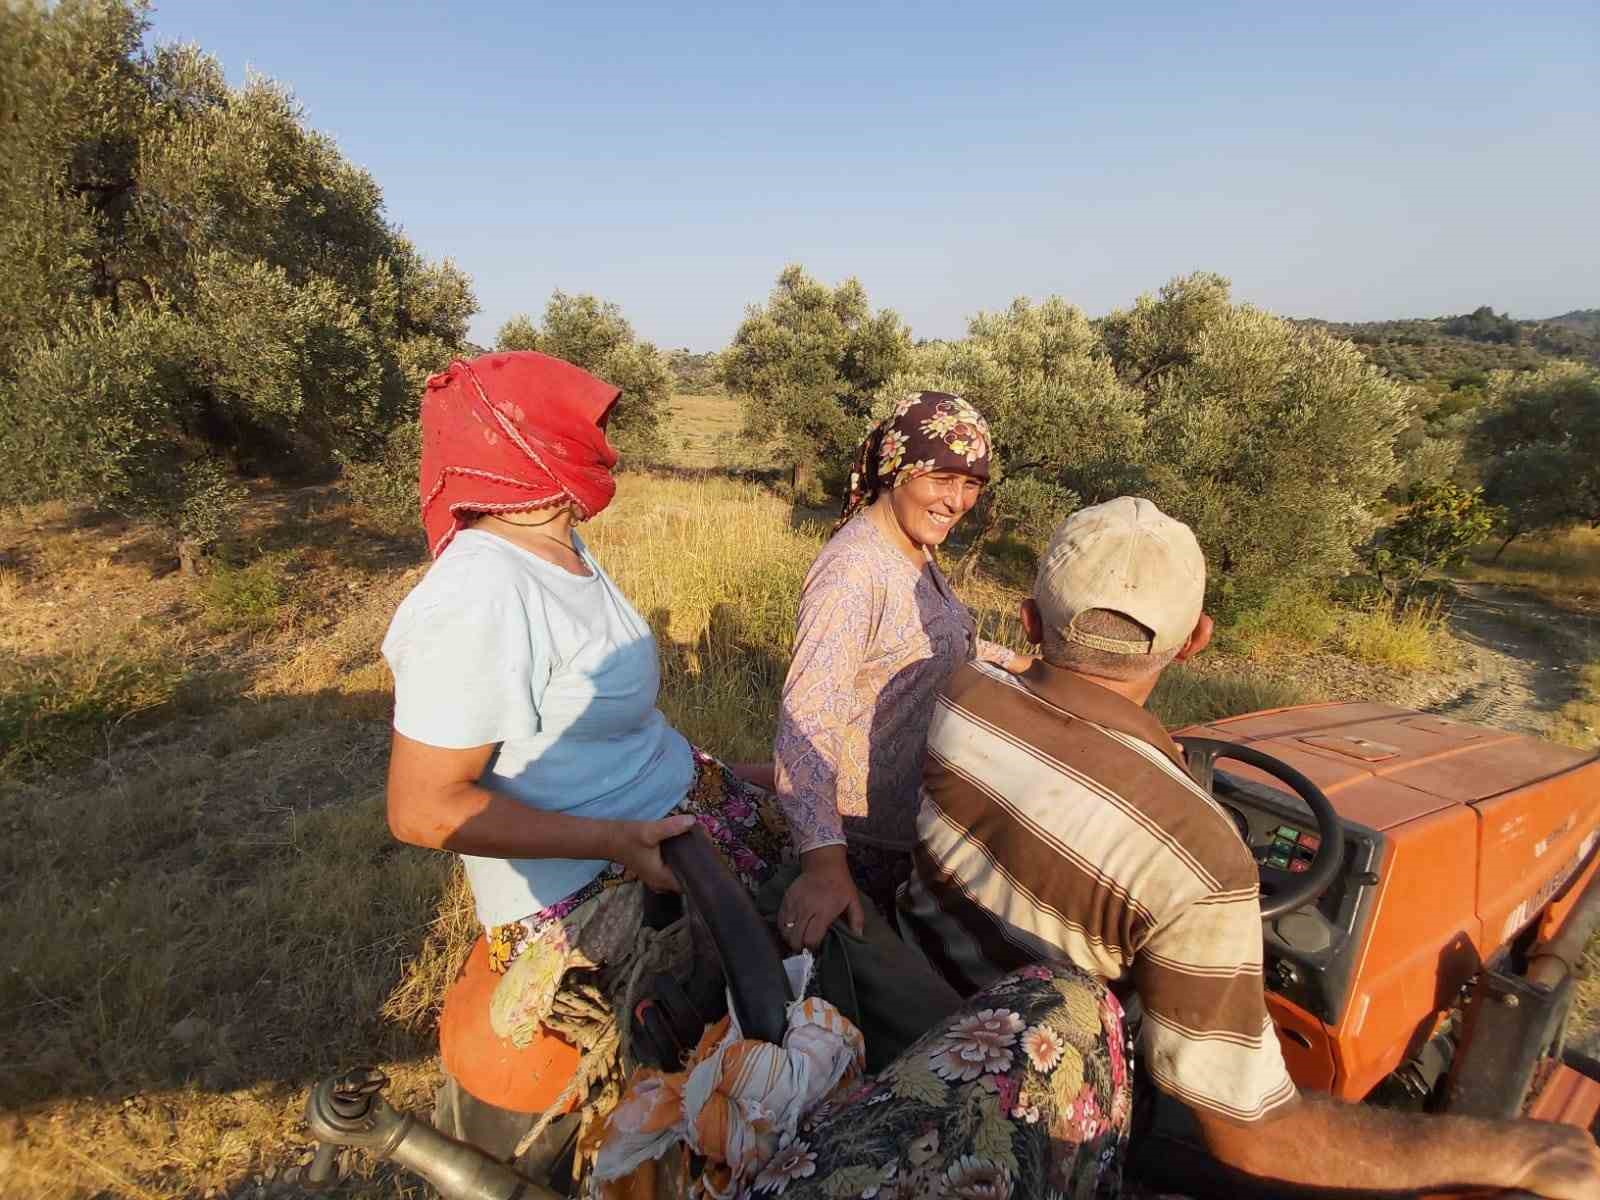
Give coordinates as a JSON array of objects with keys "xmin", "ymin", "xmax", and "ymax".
[
  {"xmin": 1102, "ymin": 274, "xmax": 1411, "ymax": 614},
  {"xmin": 872, "ymin": 276, "xmax": 1408, "ymax": 611},
  {"xmin": 495, "ymin": 292, "xmax": 671, "ymax": 462},
  {"xmin": 721, "ymin": 266, "xmax": 913, "ymax": 496},
  {"xmin": 1475, "ymin": 363, "xmax": 1600, "ymax": 555},
  {"xmin": 1363, "ymin": 481, "xmax": 1500, "ymax": 598},
  {"xmin": 872, "ymin": 298, "xmax": 1146, "ymax": 556},
  {"xmin": 0, "ymin": 0, "xmax": 475, "ymax": 561}
]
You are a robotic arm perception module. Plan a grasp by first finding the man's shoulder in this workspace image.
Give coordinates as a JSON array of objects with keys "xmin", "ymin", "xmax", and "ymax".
[{"xmin": 933, "ymin": 660, "xmax": 1254, "ymax": 892}]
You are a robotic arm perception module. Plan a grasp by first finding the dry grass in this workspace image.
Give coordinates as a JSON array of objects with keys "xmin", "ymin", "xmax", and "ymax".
[
  {"xmin": 660, "ymin": 391, "xmax": 771, "ymax": 471},
  {"xmin": 0, "ymin": 472, "xmax": 1333, "ymax": 1199},
  {"xmin": 1150, "ymin": 663, "xmax": 1320, "ymax": 729},
  {"xmin": 1458, "ymin": 526, "xmax": 1600, "ymax": 613},
  {"xmin": 1335, "ymin": 596, "xmax": 1453, "ymax": 671},
  {"xmin": 1551, "ymin": 660, "xmax": 1600, "ymax": 750}
]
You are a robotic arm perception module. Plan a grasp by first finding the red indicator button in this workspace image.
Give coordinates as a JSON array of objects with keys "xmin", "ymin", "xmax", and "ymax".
[
  {"xmin": 1297, "ymin": 833, "xmax": 1320, "ymax": 851},
  {"xmin": 1290, "ymin": 858, "xmax": 1311, "ymax": 873}
]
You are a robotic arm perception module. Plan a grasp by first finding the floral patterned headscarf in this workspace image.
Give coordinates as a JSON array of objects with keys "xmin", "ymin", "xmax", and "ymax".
[{"xmin": 834, "ymin": 391, "xmax": 994, "ymax": 533}]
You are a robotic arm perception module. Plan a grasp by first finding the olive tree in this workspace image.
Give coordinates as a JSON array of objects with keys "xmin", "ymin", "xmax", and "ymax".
[
  {"xmin": 0, "ymin": 0, "xmax": 475, "ymax": 565},
  {"xmin": 495, "ymin": 291, "xmax": 671, "ymax": 461},
  {"xmin": 1475, "ymin": 363, "xmax": 1600, "ymax": 555},
  {"xmin": 873, "ymin": 297, "xmax": 1146, "ymax": 560},
  {"xmin": 1103, "ymin": 274, "xmax": 1411, "ymax": 615},
  {"xmin": 721, "ymin": 265, "xmax": 912, "ymax": 496}
]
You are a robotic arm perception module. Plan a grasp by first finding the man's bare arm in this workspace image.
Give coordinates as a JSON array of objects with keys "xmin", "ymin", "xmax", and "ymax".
[{"xmin": 1195, "ymin": 1094, "xmax": 1600, "ymax": 1199}]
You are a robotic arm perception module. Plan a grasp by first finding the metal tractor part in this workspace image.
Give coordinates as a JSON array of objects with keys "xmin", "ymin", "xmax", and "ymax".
[{"xmin": 302, "ymin": 1066, "xmax": 560, "ymax": 1200}]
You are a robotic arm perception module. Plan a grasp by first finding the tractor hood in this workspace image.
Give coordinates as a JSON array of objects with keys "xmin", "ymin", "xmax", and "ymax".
[
  {"xmin": 1180, "ymin": 701, "xmax": 1597, "ymax": 832},
  {"xmin": 1181, "ymin": 702, "xmax": 1600, "ymax": 952}
]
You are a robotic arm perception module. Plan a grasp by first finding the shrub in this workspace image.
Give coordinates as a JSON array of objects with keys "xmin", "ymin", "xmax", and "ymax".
[
  {"xmin": 0, "ymin": 1, "xmax": 474, "ymax": 520},
  {"xmin": 343, "ymin": 419, "xmax": 423, "ymax": 535},
  {"xmin": 197, "ymin": 555, "xmax": 294, "ymax": 631},
  {"xmin": 1363, "ymin": 481, "xmax": 1499, "ymax": 598},
  {"xmin": 1105, "ymin": 274, "xmax": 1411, "ymax": 618},
  {"xmin": 868, "ymin": 274, "xmax": 1410, "ymax": 619},
  {"xmin": 171, "ymin": 458, "xmax": 249, "ymax": 572},
  {"xmin": 872, "ymin": 298, "xmax": 1144, "ymax": 563},
  {"xmin": 1215, "ymin": 586, "xmax": 1339, "ymax": 659},
  {"xmin": 1476, "ymin": 363, "xmax": 1600, "ymax": 550}
]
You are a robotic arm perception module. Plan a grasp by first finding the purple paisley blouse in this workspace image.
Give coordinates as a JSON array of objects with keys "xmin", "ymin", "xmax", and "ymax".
[{"xmin": 774, "ymin": 514, "xmax": 1012, "ymax": 855}]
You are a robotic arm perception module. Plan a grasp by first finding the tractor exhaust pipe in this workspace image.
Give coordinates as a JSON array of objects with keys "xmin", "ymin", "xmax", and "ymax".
[
  {"xmin": 303, "ymin": 1067, "xmax": 560, "ymax": 1200},
  {"xmin": 1527, "ymin": 866, "xmax": 1600, "ymax": 990}
]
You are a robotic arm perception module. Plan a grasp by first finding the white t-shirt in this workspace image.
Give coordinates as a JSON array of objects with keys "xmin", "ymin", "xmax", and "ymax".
[{"xmin": 381, "ymin": 528, "xmax": 694, "ymax": 927}]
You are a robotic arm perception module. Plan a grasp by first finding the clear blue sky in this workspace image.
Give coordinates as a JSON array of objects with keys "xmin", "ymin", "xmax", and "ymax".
[{"xmin": 143, "ymin": 1, "xmax": 1598, "ymax": 351}]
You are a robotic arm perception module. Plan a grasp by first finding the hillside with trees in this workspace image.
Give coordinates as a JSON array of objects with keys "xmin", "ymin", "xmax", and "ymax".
[{"xmin": 1303, "ymin": 306, "xmax": 1600, "ymax": 389}]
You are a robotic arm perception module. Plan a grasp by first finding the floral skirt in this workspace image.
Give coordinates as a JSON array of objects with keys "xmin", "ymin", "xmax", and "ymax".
[
  {"xmin": 485, "ymin": 748, "xmax": 793, "ymax": 975},
  {"xmin": 768, "ymin": 962, "xmax": 1133, "ymax": 1200}
]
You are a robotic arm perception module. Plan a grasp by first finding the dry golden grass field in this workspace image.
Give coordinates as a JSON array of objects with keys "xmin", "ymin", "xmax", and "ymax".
[
  {"xmin": 1459, "ymin": 527, "xmax": 1600, "ymax": 614},
  {"xmin": 0, "ymin": 393, "xmax": 1593, "ymax": 1198},
  {"xmin": 661, "ymin": 392, "xmax": 764, "ymax": 471}
]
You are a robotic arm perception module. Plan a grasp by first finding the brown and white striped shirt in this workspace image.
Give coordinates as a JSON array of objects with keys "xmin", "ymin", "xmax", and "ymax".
[{"xmin": 900, "ymin": 660, "xmax": 1297, "ymax": 1124}]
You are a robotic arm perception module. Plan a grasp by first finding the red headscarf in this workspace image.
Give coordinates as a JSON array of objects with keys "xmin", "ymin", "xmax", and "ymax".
[{"xmin": 419, "ymin": 351, "xmax": 620, "ymax": 558}]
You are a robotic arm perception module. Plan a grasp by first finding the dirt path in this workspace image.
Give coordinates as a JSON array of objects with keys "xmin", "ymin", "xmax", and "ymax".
[{"xmin": 1428, "ymin": 582, "xmax": 1598, "ymax": 738}]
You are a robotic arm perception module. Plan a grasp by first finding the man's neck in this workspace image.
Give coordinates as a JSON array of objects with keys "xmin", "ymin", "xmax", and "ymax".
[{"xmin": 1045, "ymin": 660, "xmax": 1158, "ymax": 708}]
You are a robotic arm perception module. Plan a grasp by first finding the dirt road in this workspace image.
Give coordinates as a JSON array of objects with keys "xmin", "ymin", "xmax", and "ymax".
[{"xmin": 1430, "ymin": 582, "xmax": 1598, "ymax": 739}]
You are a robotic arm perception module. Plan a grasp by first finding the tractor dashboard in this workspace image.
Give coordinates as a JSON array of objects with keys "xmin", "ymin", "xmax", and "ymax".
[{"xmin": 1214, "ymin": 768, "xmax": 1383, "ymax": 1027}]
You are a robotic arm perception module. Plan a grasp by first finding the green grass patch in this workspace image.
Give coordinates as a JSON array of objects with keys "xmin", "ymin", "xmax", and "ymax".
[
  {"xmin": 197, "ymin": 553, "xmax": 294, "ymax": 631},
  {"xmin": 0, "ymin": 638, "xmax": 186, "ymax": 776},
  {"xmin": 1150, "ymin": 663, "xmax": 1320, "ymax": 728},
  {"xmin": 1215, "ymin": 587, "xmax": 1339, "ymax": 659}
]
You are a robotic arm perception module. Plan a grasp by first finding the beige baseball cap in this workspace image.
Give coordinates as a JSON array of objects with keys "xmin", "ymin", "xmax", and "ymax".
[{"xmin": 1035, "ymin": 497, "xmax": 1206, "ymax": 655}]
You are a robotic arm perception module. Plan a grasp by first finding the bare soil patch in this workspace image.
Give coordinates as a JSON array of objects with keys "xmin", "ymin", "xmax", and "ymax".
[{"xmin": 1428, "ymin": 582, "xmax": 1600, "ymax": 740}]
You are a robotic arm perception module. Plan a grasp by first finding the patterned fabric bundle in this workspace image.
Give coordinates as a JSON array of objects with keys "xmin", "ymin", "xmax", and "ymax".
[
  {"xmin": 419, "ymin": 350, "xmax": 621, "ymax": 558},
  {"xmin": 593, "ymin": 983, "xmax": 866, "ymax": 1200},
  {"xmin": 835, "ymin": 392, "xmax": 994, "ymax": 532}
]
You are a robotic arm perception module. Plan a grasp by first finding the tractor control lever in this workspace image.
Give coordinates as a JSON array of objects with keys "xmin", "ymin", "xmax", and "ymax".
[{"xmin": 303, "ymin": 1065, "xmax": 561, "ymax": 1200}]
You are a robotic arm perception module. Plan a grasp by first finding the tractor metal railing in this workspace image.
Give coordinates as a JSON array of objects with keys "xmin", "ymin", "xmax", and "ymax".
[{"xmin": 303, "ymin": 1066, "xmax": 559, "ymax": 1200}]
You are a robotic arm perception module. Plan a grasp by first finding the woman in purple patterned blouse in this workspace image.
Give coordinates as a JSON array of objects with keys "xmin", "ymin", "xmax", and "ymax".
[{"xmin": 774, "ymin": 392, "xmax": 1030, "ymax": 949}]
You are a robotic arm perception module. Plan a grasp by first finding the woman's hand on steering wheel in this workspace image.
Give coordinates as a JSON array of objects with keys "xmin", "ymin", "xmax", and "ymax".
[
  {"xmin": 780, "ymin": 846, "xmax": 865, "ymax": 951},
  {"xmin": 613, "ymin": 814, "xmax": 698, "ymax": 892}
]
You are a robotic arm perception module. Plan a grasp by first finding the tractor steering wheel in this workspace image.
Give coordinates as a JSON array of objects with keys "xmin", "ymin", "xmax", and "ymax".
[
  {"xmin": 1176, "ymin": 737, "xmax": 1345, "ymax": 920},
  {"xmin": 660, "ymin": 824, "xmax": 792, "ymax": 1045}
]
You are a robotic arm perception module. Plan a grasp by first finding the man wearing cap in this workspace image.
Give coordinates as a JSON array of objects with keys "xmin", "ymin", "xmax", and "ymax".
[{"xmin": 900, "ymin": 497, "xmax": 1600, "ymax": 1198}]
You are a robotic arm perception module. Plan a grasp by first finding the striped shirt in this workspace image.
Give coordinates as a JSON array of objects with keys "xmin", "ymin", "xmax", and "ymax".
[{"xmin": 900, "ymin": 660, "xmax": 1298, "ymax": 1125}]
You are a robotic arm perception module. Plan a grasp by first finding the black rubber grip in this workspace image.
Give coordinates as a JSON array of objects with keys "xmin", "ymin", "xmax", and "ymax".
[{"xmin": 660, "ymin": 825, "xmax": 791, "ymax": 1045}]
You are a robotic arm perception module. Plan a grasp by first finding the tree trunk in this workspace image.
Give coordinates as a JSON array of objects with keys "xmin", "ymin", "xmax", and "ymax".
[
  {"xmin": 790, "ymin": 457, "xmax": 817, "ymax": 501},
  {"xmin": 177, "ymin": 536, "xmax": 204, "ymax": 576},
  {"xmin": 1492, "ymin": 531, "xmax": 1520, "ymax": 561}
]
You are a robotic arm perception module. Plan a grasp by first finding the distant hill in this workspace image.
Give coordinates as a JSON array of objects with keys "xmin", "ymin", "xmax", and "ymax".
[
  {"xmin": 1544, "ymin": 309, "xmax": 1600, "ymax": 334},
  {"xmin": 1300, "ymin": 305, "xmax": 1600, "ymax": 388}
]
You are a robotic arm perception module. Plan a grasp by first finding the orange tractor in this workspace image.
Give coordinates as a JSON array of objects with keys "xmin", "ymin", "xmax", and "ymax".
[{"xmin": 305, "ymin": 702, "xmax": 1600, "ymax": 1197}]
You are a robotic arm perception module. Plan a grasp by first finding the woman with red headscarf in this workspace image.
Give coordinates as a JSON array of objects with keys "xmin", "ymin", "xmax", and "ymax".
[{"xmin": 380, "ymin": 351, "xmax": 790, "ymax": 1172}]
